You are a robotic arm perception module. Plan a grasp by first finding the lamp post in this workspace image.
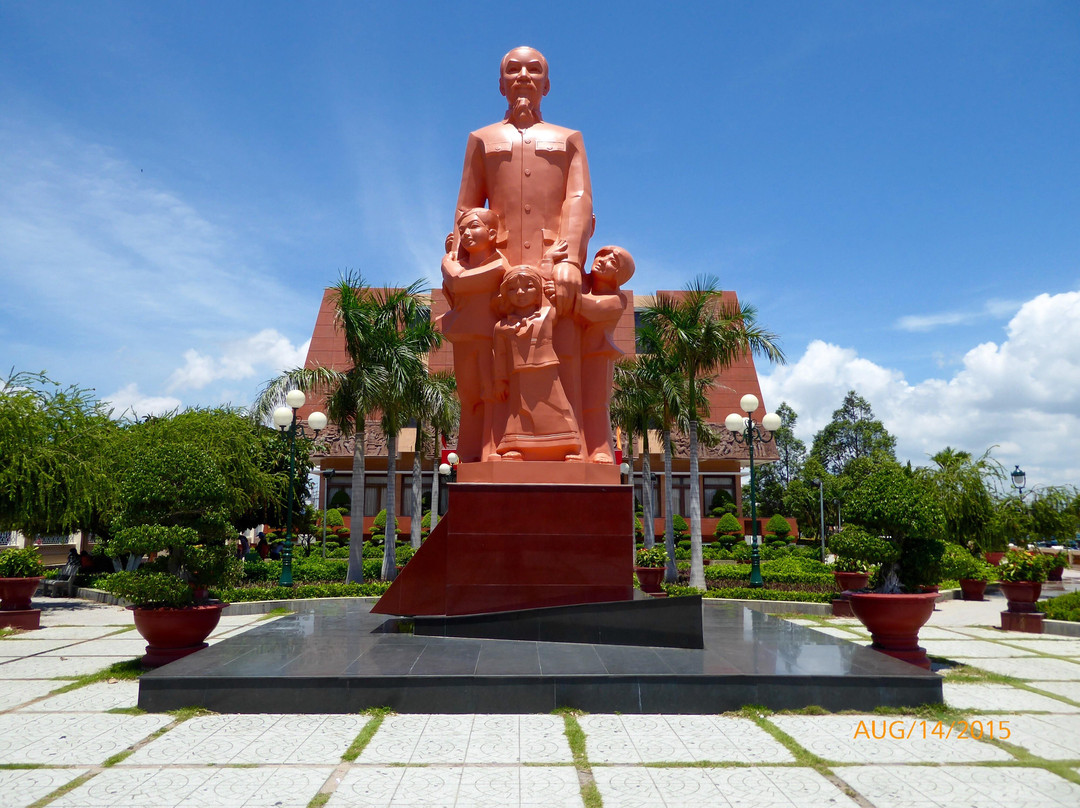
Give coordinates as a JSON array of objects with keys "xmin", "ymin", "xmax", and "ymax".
[
  {"xmin": 272, "ymin": 390, "xmax": 326, "ymax": 586},
  {"xmin": 1011, "ymin": 465, "xmax": 1027, "ymax": 502},
  {"xmin": 438, "ymin": 451, "xmax": 460, "ymax": 517},
  {"xmin": 320, "ymin": 468, "xmax": 336, "ymax": 560},
  {"xmin": 724, "ymin": 394, "xmax": 781, "ymax": 589},
  {"xmin": 811, "ymin": 478, "xmax": 826, "ymax": 562}
]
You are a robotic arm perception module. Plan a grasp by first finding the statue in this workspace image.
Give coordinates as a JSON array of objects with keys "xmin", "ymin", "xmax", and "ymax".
[
  {"xmin": 439, "ymin": 208, "xmax": 508, "ymax": 462},
  {"xmin": 439, "ymin": 46, "xmax": 631, "ymax": 468},
  {"xmin": 492, "ymin": 266, "xmax": 582, "ymax": 462}
]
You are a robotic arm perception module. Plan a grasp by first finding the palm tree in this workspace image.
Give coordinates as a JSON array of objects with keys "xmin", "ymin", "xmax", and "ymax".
[
  {"xmin": 642, "ymin": 276, "xmax": 785, "ymax": 590},
  {"xmin": 408, "ymin": 371, "xmax": 458, "ymax": 547},
  {"xmin": 612, "ymin": 359, "xmax": 659, "ymax": 549},
  {"xmin": 361, "ymin": 283, "xmax": 443, "ymax": 581}
]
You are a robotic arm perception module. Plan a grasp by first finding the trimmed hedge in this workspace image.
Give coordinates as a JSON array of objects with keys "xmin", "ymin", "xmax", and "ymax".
[
  {"xmin": 663, "ymin": 584, "xmax": 831, "ymax": 603},
  {"xmin": 1038, "ymin": 591, "xmax": 1080, "ymax": 622},
  {"xmin": 212, "ymin": 582, "xmax": 390, "ymax": 602}
]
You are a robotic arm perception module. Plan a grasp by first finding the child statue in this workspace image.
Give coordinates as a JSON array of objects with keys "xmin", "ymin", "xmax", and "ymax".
[
  {"xmin": 438, "ymin": 207, "xmax": 509, "ymax": 462},
  {"xmin": 492, "ymin": 266, "xmax": 583, "ymax": 462},
  {"xmin": 578, "ymin": 245, "xmax": 635, "ymax": 463}
]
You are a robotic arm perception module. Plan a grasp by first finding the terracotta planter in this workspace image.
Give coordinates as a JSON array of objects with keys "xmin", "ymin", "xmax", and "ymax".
[
  {"xmin": 635, "ymin": 566, "xmax": 665, "ymax": 596},
  {"xmin": 984, "ymin": 552, "xmax": 1006, "ymax": 566},
  {"xmin": 833, "ymin": 571, "xmax": 870, "ymax": 592},
  {"xmin": 917, "ymin": 585, "xmax": 940, "ymax": 594},
  {"xmin": 999, "ymin": 581, "xmax": 1042, "ymax": 613},
  {"xmin": 131, "ymin": 603, "xmax": 225, "ymax": 668},
  {"xmin": 849, "ymin": 592, "xmax": 939, "ymax": 670},
  {"xmin": 0, "ymin": 577, "xmax": 43, "ymax": 611},
  {"xmin": 1048, "ymin": 565, "xmax": 1064, "ymax": 582},
  {"xmin": 958, "ymin": 579, "xmax": 988, "ymax": 601}
]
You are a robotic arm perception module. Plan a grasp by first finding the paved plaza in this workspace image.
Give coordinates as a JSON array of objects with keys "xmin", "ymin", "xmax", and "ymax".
[{"xmin": 2, "ymin": 583, "xmax": 1079, "ymax": 808}]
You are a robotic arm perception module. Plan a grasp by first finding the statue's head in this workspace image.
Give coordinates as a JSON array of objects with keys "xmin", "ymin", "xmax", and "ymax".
[
  {"xmin": 591, "ymin": 246, "xmax": 635, "ymax": 287},
  {"xmin": 497, "ymin": 265, "xmax": 547, "ymax": 313},
  {"xmin": 499, "ymin": 46, "xmax": 549, "ymax": 111},
  {"xmin": 455, "ymin": 207, "xmax": 500, "ymax": 259}
]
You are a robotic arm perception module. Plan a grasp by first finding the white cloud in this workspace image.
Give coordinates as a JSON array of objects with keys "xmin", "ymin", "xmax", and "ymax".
[
  {"xmin": 895, "ymin": 298, "xmax": 1020, "ymax": 332},
  {"xmin": 165, "ymin": 330, "xmax": 310, "ymax": 393},
  {"xmin": 102, "ymin": 383, "xmax": 182, "ymax": 419},
  {"xmin": 761, "ymin": 289, "xmax": 1080, "ymax": 488}
]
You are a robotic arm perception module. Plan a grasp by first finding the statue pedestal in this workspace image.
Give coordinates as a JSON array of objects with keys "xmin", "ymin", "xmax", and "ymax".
[
  {"xmin": 457, "ymin": 461, "xmax": 621, "ymax": 485},
  {"xmin": 373, "ymin": 482, "xmax": 633, "ymax": 616}
]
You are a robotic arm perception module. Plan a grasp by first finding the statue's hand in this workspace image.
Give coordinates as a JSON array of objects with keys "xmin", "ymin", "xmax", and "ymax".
[
  {"xmin": 544, "ymin": 239, "xmax": 569, "ymax": 266},
  {"xmin": 553, "ymin": 261, "xmax": 583, "ymax": 317},
  {"xmin": 495, "ymin": 379, "xmax": 510, "ymax": 402}
]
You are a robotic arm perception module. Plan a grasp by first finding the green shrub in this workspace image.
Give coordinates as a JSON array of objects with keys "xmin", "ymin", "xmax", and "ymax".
[
  {"xmin": 99, "ymin": 570, "xmax": 195, "ymax": 608},
  {"xmin": 329, "ymin": 489, "xmax": 351, "ymax": 512},
  {"xmin": 211, "ymin": 581, "xmax": 389, "ymax": 602},
  {"xmin": 672, "ymin": 515, "xmax": 689, "ymax": 538},
  {"xmin": 829, "ymin": 526, "xmax": 898, "ymax": 566},
  {"xmin": 662, "ymin": 584, "xmax": 830, "ymax": 603},
  {"xmin": 362, "ymin": 558, "xmax": 382, "ymax": 579},
  {"xmin": 1038, "ymin": 590, "xmax": 1080, "ymax": 622},
  {"xmin": 714, "ymin": 513, "xmax": 743, "ymax": 538},
  {"xmin": 997, "ymin": 549, "xmax": 1053, "ymax": 583},
  {"xmin": 324, "ymin": 508, "xmax": 344, "ymax": 528},
  {"xmin": 0, "ymin": 547, "xmax": 46, "ymax": 577},
  {"xmin": 395, "ymin": 545, "xmax": 415, "ymax": 566},
  {"xmin": 420, "ymin": 511, "xmax": 432, "ymax": 537},
  {"xmin": 372, "ymin": 509, "xmax": 400, "ymax": 534},
  {"xmin": 362, "ymin": 543, "xmax": 382, "ymax": 558},
  {"xmin": 940, "ymin": 543, "xmax": 994, "ymax": 582},
  {"xmin": 765, "ymin": 514, "xmax": 791, "ymax": 538},
  {"xmin": 709, "ymin": 488, "xmax": 736, "ymax": 516}
]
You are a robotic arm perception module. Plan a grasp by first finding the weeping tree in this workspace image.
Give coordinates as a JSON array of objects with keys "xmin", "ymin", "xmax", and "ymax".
[{"xmin": 922, "ymin": 447, "xmax": 1003, "ymax": 554}]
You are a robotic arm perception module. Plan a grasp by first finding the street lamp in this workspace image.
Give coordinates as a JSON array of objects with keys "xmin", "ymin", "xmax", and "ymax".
[
  {"xmin": 724, "ymin": 394, "xmax": 781, "ymax": 589},
  {"xmin": 272, "ymin": 390, "xmax": 326, "ymax": 586},
  {"xmin": 320, "ymin": 468, "xmax": 337, "ymax": 560},
  {"xmin": 438, "ymin": 451, "xmax": 460, "ymax": 517},
  {"xmin": 1011, "ymin": 465, "xmax": 1027, "ymax": 501},
  {"xmin": 811, "ymin": 478, "xmax": 826, "ymax": 562}
]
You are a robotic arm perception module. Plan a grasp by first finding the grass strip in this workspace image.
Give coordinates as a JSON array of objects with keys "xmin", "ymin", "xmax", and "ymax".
[
  {"xmin": 557, "ymin": 710, "xmax": 602, "ymax": 808},
  {"xmin": 47, "ymin": 658, "xmax": 144, "ymax": 695},
  {"xmin": 341, "ymin": 709, "xmax": 390, "ymax": 762}
]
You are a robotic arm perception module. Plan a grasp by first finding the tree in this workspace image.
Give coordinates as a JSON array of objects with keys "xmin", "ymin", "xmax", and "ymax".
[
  {"xmin": 0, "ymin": 371, "xmax": 117, "ymax": 537},
  {"xmin": 1029, "ymin": 486, "xmax": 1079, "ymax": 545},
  {"xmin": 922, "ymin": 447, "xmax": 1002, "ymax": 553},
  {"xmin": 641, "ymin": 276, "xmax": 784, "ymax": 590},
  {"xmin": 612, "ymin": 358, "xmax": 658, "ymax": 549},
  {"xmin": 409, "ymin": 371, "xmax": 458, "ymax": 545},
  {"xmin": 810, "ymin": 391, "xmax": 896, "ymax": 475}
]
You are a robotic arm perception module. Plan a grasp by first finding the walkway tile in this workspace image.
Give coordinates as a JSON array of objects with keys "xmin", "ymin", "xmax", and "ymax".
[
  {"xmin": 0, "ymin": 654, "xmax": 132, "ymax": 678},
  {"xmin": 50, "ymin": 765, "xmax": 331, "ymax": 808},
  {"xmin": 592, "ymin": 766, "xmax": 858, "ymax": 808},
  {"xmin": 922, "ymin": 639, "xmax": 1034, "ymax": 658},
  {"xmin": 358, "ymin": 714, "xmax": 572, "ymax": 764},
  {"xmin": 122, "ymin": 714, "xmax": 367, "ymax": 765},
  {"xmin": 949, "ymin": 655, "xmax": 1080, "ymax": 681},
  {"xmin": 11, "ymin": 625, "xmax": 121, "ymax": 640},
  {"xmin": 0, "ymin": 679, "xmax": 58, "ymax": 711},
  {"xmin": 944, "ymin": 682, "xmax": 1080, "ymax": 713},
  {"xmin": 835, "ymin": 764, "xmax": 1080, "ymax": 808},
  {"xmin": 976, "ymin": 713, "xmax": 1080, "ymax": 759},
  {"xmin": 768, "ymin": 715, "xmax": 1012, "ymax": 763},
  {"xmin": 0, "ymin": 713, "xmax": 170, "ymax": 764},
  {"xmin": 0, "ymin": 767, "xmax": 89, "ymax": 808},
  {"xmin": 327, "ymin": 766, "xmax": 583, "ymax": 808},
  {"xmin": 0, "ymin": 637, "xmax": 86, "ymax": 654},
  {"xmin": 39, "ymin": 638, "xmax": 147, "ymax": 657},
  {"xmin": 998, "ymin": 638, "xmax": 1080, "ymax": 656},
  {"xmin": 1029, "ymin": 681, "xmax": 1080, "ymax": 703},
  {"xmin": 18, "ymin": 680, "xmax": 140, "ymax": 712},
  {"xmin": 578, "ymin": 714, "xmax": 793, "ymax": 764}
]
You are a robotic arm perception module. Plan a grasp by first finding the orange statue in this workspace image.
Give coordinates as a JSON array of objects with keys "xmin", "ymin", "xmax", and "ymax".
[
  {"xmin": 439, "ymin": 208, "xmax": 509, "ymax": 462},
  {"xmin": 578, "ymin": 246, "xmax": 635, "ymax": 463},
  {"xmin": 492, "ymin": 266, "xmax": 582, "ymax": 462}
]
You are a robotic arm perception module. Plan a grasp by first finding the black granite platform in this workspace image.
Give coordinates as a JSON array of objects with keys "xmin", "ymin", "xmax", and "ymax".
[{"xmin": 138, "ymin": 599, "xmax": 942, "ymax": 714}]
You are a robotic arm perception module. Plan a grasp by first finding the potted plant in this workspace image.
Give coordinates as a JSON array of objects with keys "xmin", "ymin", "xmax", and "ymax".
[
  {"xmin": 940, "ymin": 543, "xmax": 994, "ymax": 601},
  {"xmin": 0, "ymin": 547, "xmax": 46, "ymax": 629},
  {"xmin": 634, "ymin": 545, "xmax": 667, "ymax": 595},
  {"xmin": 837, "ymin": 460, "xmax": 947, "ymax": 669},
  {"xmin": 828, "ymin": 527, "xmax": 874, "ymax": 592},
  {"xmin": 997, "ymin": 549, "xmax": 1052, "ymax": 612},
  {"xmin": 100, "ymin": 525, "xmax": 242, "ymax": 667}
]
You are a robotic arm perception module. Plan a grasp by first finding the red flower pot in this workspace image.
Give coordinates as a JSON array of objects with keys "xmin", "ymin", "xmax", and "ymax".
[
  {"xmin": 1048, "ymin": 564, "xmax": 1064, "ymax": 582},
  {"xmin": 849, "ymin": 592, "xmax": 939, "ymax": 670},
  {"xmin": 999, "ymin": 581, "xmax": 1042, "ymax": 613},
  {"xmin": 131, "ymin": 603, "xmax": 225, "ymax": 668},
  {"xmin": 635, "ymin": 566, "xmax": 665, "ymax": 596},
  {"xmin": 833, "ymin": 571, "xmax": 870, "ymax": 592},
  {"xmin": 984, "ymin": 552, "xmax": 1006, "ymax": 566},
  {"xmin": 958, "ymin": 579, "xmax": 988, "ymax": 601},
  {"xmin": 0, "ymin": 577, "xmax": 43, "ymax": 611}
]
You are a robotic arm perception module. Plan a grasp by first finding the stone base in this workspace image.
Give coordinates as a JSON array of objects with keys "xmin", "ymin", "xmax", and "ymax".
[
  {"xmin": 457, "ymin": 461, "xmax": 620, "ymax": 485},
  {"xmin": 1001, "ymin": 611, "xmax": 1045, "ymax": 633},
  {"xmin": 373, "ymin": 483, "xmax": 633, "ymax": 616},
  {"xmin": 0, "ymin": 608, "xmax": 41, "ymax": 630},
  {"xmin": 832, "ymin": 596, "xmax": 854, "ymax": 618}
]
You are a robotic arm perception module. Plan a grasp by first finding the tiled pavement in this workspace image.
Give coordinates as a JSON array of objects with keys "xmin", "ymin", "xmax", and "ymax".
[{"xmin": 2, "ymin": 586, "xmax": 1079, "ymax": 808}]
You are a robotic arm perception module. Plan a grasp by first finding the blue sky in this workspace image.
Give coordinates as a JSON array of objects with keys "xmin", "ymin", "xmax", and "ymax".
[{"xmin": 2, "ymin": 1, "xmax": 1078, "ymax": 487}]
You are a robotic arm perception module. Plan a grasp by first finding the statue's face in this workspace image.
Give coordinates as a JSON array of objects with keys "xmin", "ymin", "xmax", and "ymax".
[
  {"xmin": 592, "ymin": 250, "xmax": 619, "ymax": 283},
  {"xmin": 499, "ymin": 47, "xmax": 549, "ymax": 108},
  {"xmin": 459, "ymin": 215, "xmax": 494, "ymax": 251},
  {"xmin": 505, "ymin": 273, "xmax": 541, "ymax": 309}
]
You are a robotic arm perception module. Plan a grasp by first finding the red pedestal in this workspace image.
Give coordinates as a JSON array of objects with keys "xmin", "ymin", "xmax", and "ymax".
[
  {"xmin": 0, "ymin": 609, "xmax": 41, "ymax": 630},
  {"xmin": 1001, "ymin": 611, "xmax": 1045, "ymax": 633},
  {"xmin": 373, "ymin": 483, "xmax": 634, "ymax": 616}
]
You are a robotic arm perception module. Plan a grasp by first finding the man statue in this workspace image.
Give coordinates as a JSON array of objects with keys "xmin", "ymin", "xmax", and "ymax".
[{"xmin": 454, "ymin": 46, "xmax": 594, "ymax": 456}]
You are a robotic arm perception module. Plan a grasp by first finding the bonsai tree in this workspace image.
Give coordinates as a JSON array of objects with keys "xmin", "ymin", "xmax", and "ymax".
[
  {"xmin": 714, "ymin": 513, "xmax": 743, "ymax": 547},
  {"xmin": 828, "ymin": 525, "xmax": 884, "ymax": 573},
  {"xmin": 940, "ymin": 543, "xmax": 994, "ymax": 582},
  {"xmin": 0, "ymin": 547, "xmax": 45, "ymax": 578},
  {"xmin": 838, "ymin": 459, "xmax": 946, "ymax": 593},
  {"xmin": 765, "ymin": 514, "xmax": 791, "ymax": 540}
]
